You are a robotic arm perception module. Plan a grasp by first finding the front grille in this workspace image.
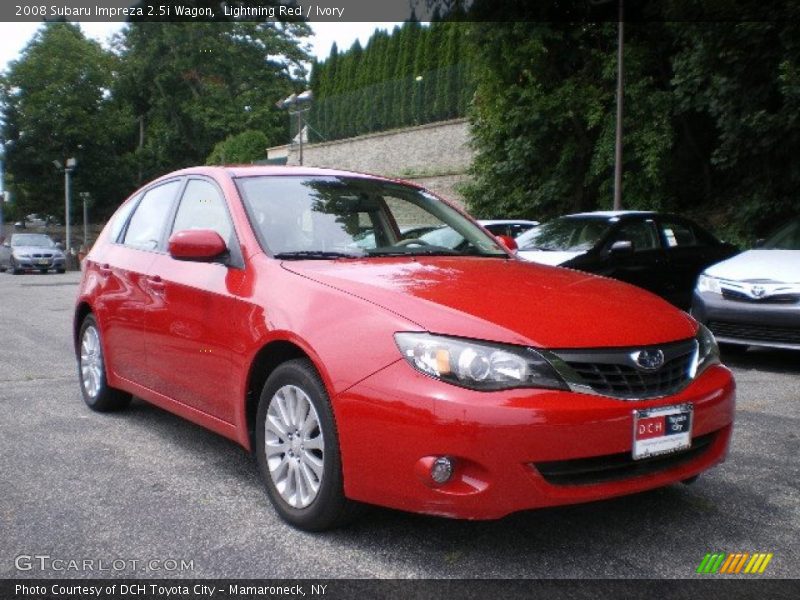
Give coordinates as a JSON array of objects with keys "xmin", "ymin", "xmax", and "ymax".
[
  {"xmin": 722, "ymin": 289, "xmax": 799, "ymax": 304},
  {"xmin": 553, "ymin": 339, "xmax": 696, "ymax": 400},
  {"xmin": 31, "ymin": 253, "xmax": 53, "ymax": 258},
  {"xmin": 534, "ymin": 432, "xmax": 716, "ymax": 486},
  {"xmin": 708, "ymin": 320, "xmax": 800, "ymax": 345}
]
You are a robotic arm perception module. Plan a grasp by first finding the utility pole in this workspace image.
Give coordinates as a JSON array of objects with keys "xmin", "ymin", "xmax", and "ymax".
[
  {"xmin": 613, "ymin": 0, "xmax": 624, "ymax": 210},
  {"xmin": 0, "ymin": 147, "xmax": 5, "ymax": 240}
]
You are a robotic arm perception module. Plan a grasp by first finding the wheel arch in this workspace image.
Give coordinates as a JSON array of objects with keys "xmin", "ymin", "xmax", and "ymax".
[
  {"xmin": 243, "ymin": 339, "xmax": 317, "ymax": 452},
  {"xmin": 73, "ymin": 301, "xmax": 94, "ymax": 353}
]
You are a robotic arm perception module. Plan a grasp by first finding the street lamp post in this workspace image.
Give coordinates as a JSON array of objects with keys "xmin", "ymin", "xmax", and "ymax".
[
  {"xmin": 276, "ymin": 90, "xmax": 313, "ymax": 166},
  {"xmin": 80, "ymin": 191, "xmax": 90, "ymax": 246},
  {"xmin": 64, "ymin": 157, "xmax": 76, "ymax": 260},
  {"xmin": 54, "ymin": 157, "xmax": 77, "ymax": 266}
]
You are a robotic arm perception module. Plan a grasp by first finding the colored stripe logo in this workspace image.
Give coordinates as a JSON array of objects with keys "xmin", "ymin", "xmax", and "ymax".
[{"xmin": 696, "ymin": 552, "xmax": 773, "ymax": 574}]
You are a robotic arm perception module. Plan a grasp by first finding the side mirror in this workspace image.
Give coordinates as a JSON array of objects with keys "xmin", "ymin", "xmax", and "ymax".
[
  {"xmin": 609, "ymin": 240, "xmax": 634, "ymax": 255},
  {"xmin": 168, "ymin": 229, "xmax": 228, "ymax": 263},
  {"xmin": 497, "ymin": 234, "xmax": 518, "ymax": 252},
  {"xmin": 55, "ymin": 242, "xmax": 64, "ymax": 250},
  {"xmin": 2, "ymin": 241, "xmax": 10, "ymax": 248}
]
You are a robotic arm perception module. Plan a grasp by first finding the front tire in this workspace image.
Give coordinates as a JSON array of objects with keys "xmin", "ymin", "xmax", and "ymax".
[
  {"xmin": 77, "ymin": 315, "xmax": 131, "ymax": 412},
  {"xmin": 10, "ymin": 258, "xmax": 22, "ymax": 275},
  {"xmin": 255, "ymin": 359, "xmax": 357, "ymax": 531}
]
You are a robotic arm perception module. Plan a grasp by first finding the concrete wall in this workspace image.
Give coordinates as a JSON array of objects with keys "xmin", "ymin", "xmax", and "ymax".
[{"xmin": 284, "ymin": 118, "xmax": 473, "ymax": 206}]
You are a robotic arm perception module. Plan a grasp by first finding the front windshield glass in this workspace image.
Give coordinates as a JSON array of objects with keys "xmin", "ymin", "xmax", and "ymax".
[
  {"xmin": 763, "ymin": 218, "xmax": 800, "ymax": 250},
  {"xmin": 516, "ymin": 217, "xmax": 612, "ymax": 252},
  {"xmin": 235, "ymin": 176, "xmax": 507, "ymax": 258},
  {"xmin": 11, "ymin": 234, "xmax": 56, "ymax": 248}
]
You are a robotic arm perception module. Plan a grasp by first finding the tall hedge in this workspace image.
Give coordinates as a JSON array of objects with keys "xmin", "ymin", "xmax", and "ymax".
[{"xmin": 307, "ymin": 21, "xmax": 474, "ymax": 142}]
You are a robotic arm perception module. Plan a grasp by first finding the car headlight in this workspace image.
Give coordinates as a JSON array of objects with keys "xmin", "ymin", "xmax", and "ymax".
[
  {"xmin": 14, "ymin": 253, "xmax": 30, "ymax": 259},
  {"xmin": 696, "ymin": 273, "xmax": 721, "ymax": 295},
  {"xmin": 691, "ymin": 323, "xmax": 721, "ymax": 377},
  {"xmin": 394, "ymin": 332, "xmax": 567, "ymax": 391}
]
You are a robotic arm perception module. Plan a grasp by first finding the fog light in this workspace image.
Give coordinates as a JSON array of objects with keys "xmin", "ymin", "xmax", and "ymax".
[{"xmin": 431, "ymin": 456, "xmax": 454, "ymax": 484}]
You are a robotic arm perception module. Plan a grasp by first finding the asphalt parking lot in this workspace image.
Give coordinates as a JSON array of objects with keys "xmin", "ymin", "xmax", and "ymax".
[{"xmin": 0, "ymin": 271, "xmax": 798, "ymax": 580}]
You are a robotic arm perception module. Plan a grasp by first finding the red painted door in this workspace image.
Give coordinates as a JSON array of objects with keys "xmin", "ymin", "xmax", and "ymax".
[{"xmin": 143, "ymin": 178, "xmax": 248, "ymax": 424}]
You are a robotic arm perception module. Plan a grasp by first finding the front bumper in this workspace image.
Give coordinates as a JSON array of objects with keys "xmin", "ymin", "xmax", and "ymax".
[
  {"xmin": 13, "ymin": 256, "xmax": 65, "ymax": 271},
  {"xmin": 692, "ymin": 291, "xmax": 800, "ymax": 350},
  {"xmin": 334, "ymin": 360, "xmax": 735, "ymax": 520}
]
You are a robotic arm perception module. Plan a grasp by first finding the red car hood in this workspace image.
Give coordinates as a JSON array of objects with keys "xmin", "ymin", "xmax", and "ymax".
[{"xmin": 282, "ymin": 257, "xmax": 696, "ymax": 349}]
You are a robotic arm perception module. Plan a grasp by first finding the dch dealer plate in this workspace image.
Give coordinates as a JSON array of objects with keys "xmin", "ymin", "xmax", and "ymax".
[{"xmin": 632, "ymin": 403, "xmax": 693, "ymax": 460}]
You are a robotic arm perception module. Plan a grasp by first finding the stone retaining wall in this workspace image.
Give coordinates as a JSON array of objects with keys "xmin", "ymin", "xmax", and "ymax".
[{"xmin": 284, "ymin": 118, "xmax": 473, "ymax": 206}]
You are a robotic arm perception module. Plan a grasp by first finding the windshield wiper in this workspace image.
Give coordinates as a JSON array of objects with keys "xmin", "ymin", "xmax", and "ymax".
[
  {"xmin": 520, "ymin": 245, "xmax": 554, "ymax": 251},
  {"xmin": 274, "ymin": 250, "xmax": 365, "ymax": 260},
  {"xmin": 368, "ymin": 247, "xmax": 462, "ymax": 257}
]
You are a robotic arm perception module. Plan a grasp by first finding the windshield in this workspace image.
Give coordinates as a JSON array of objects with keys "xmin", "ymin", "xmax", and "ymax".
[
  {"xmin": 11, "ymin": 234, "xmax": 56, "ymax": 248},
  {"xmin": 516, "ymin": 217, "xmax": 612, "ymax": 252},
  {"xmin": 235, "ymin": 176, "xmax": 508, "ymax": 259},
  {"xmin": 763, "ymin": 218, "xmax": 800, "ymax": 250}
]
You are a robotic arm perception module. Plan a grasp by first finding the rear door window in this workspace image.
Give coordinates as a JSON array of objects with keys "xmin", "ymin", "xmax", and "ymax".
[
  {"xmin": 109, "ymin": 194, "xmax": 141, "ymax": 244},
  {"xmin": 122, "ymin": 181, "xmax": 181, "ymax": 252},
  {"xmin": 615, "ymin": 220, "xmax": 660, "ymax": 252},
  {"xmin": 660, "ymin": 219, "xmax": 698, "ymax": 248}
]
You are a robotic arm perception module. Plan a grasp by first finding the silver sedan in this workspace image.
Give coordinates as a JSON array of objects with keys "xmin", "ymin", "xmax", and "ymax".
[{"xmin": 0, "ymin": 233, "xmax": 66, "ymax": 274}]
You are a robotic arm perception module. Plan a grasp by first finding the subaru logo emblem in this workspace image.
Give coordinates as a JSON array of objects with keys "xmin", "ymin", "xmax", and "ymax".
[
  {"xmin": 632, "ymin": 349, "xmax": 665, "ymax": 371},
  {"xmin": 751, "ymin": 285, "xmax": 766, "ymax": 298}
]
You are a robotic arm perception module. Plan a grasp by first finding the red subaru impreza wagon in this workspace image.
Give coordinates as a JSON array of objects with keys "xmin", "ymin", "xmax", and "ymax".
[{"xmin": 74, "ymin": 166, "xmax": 735, "ymax": 530}]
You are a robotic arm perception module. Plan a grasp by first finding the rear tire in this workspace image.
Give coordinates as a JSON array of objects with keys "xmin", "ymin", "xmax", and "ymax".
[
  {"xmin": 77, "ymin": 314, "xmax": 131, "ymax": 412},
  {"xmin": 255, "ymin": 358, "xmax": 359, "ymax": 531}
]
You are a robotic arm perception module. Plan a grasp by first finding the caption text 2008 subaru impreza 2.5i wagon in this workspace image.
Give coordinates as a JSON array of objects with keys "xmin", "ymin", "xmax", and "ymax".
[{"xmin": 74, "ymin": 166, "xmax": 735, "ymax": 531}]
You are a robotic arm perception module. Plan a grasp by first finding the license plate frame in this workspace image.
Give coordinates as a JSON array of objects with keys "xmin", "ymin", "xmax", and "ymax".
[{"xmin": 632, "ymin": 403, "xmax": 693, "ymax": 460}]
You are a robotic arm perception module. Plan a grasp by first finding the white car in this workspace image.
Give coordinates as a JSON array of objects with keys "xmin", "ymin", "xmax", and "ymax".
[{"xmin": 692, "ymin": 217, "xmax": 800, "ymax": 350}]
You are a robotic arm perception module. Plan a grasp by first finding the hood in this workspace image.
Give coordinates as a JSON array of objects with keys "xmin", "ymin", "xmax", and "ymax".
[
  {"xmin": 282, "ymin": 257, "xmax": 696, "ymax": 349},
  {"xmin": 704, "ymin": 249, "xmax": 800, "ymax": 283},
  {"xmin": 517, "ymin": 250, "xmax": 583, "ymax": 266}
]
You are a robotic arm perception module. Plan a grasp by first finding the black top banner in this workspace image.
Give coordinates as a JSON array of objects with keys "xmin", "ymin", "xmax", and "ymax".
[{"xmin": 2, "ymin": 0, "xmax": 798, "ymax": 23}]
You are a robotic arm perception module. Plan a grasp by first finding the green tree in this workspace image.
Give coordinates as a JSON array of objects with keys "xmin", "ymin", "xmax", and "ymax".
[
  {"xmin": 206, "ymin": 129, "xmax": 269, "ymax": 164},
  {"xmin": 0, "ymin": 23, "xmax": 133, "ymax": 219},
  {"xmin": 465, "ymin": 20, "xmax": 680, "ymax": 221},
  {"xmin": 669, "ymin": 20, "xmax": 800, "ymax": 236},
  {"xmin": 465, "ymin": 23, "xmax": 616, "ymax": 219},
  {"xmin": 115, "ymin": 21, "xmax": 310, "ymax": 184}
]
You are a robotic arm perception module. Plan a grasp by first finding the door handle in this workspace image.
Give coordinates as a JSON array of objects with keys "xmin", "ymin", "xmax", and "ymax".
[{"xmin": 147, "ymin": 275, "xmax": 165, "ymax": 292}]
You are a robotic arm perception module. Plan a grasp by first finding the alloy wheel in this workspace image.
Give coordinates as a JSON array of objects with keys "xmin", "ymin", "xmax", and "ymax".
[
  {"xmin": 264, "ymin": 384, "xmax": 325, "ymax": 509},
  {"xmin": 80, "ymin": 325, "xmax": 104, "ymax": 400}
]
